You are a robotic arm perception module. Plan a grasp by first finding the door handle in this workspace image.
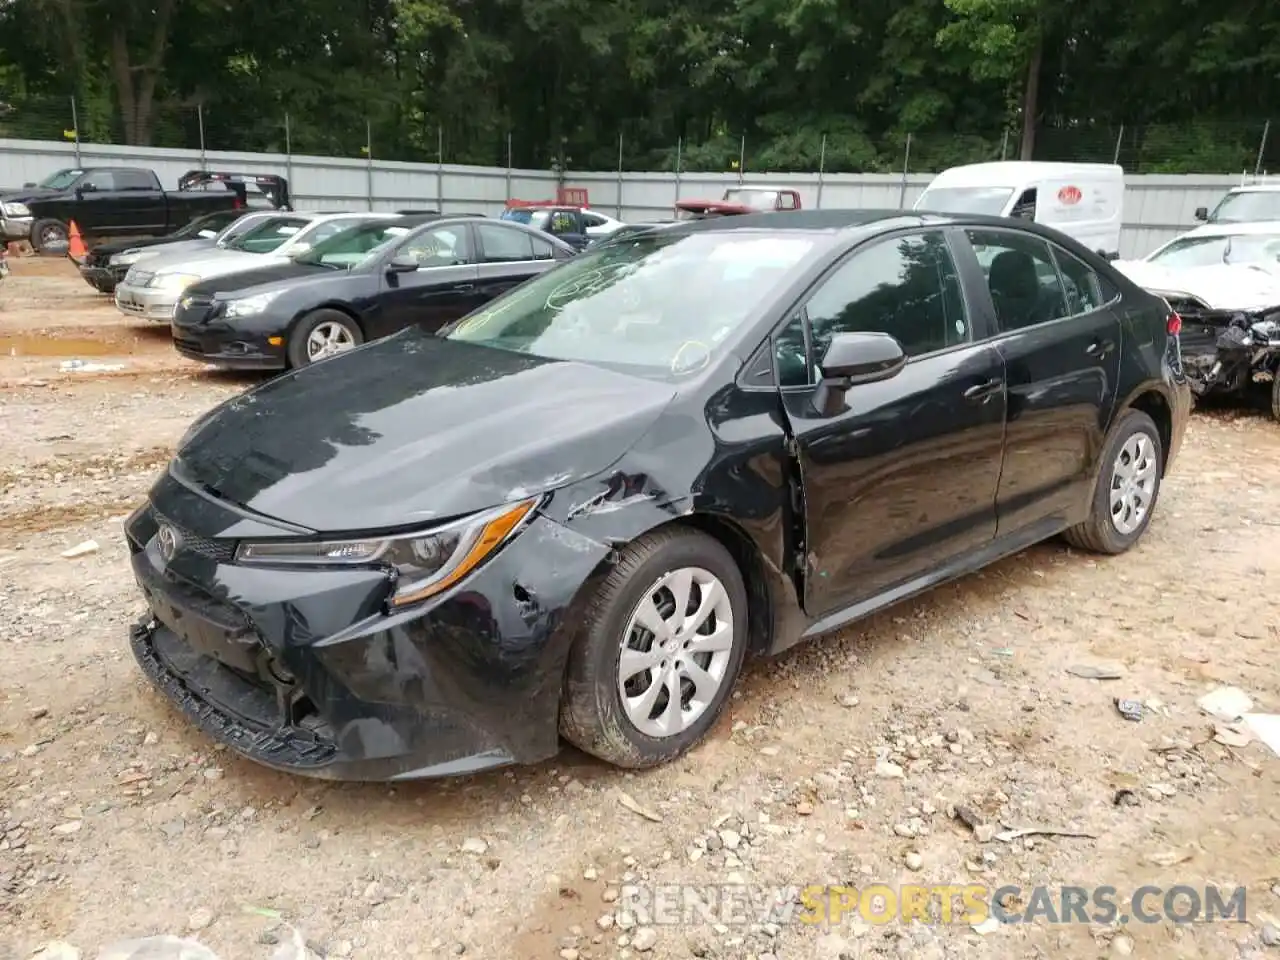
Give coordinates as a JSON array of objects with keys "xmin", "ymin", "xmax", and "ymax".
[
  {"xmin": 963, "ymin": 378, "xmax": 1002, "ymax": 402},
  {"xmin": 1086, "ymin": 338, "xmax": 1114, "ymax": 357},
  {"xmin": 456, "ymin": 283, "xmax": 475, "ymax": 292}
]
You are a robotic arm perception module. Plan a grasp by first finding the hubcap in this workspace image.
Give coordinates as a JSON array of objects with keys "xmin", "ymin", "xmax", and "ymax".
[
  {"xmin": 306, "ymin": 321, "xmax": 355, "ymax": 361},
  {"xmin": 41, "ymin": 225, "xmax": 68, "ymax": 251},
  {"xmin": 1109, "ymin": 433, "xmax": 1157, "ymax": 535},
  {"xmin": 617, "ymin": 567, "xmax": 734, "ymax": 739}
]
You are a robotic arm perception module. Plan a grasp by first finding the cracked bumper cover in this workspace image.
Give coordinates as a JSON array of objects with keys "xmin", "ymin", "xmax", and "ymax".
[{"xmin": 125, "ymin": 480, "xmax": 613, "ymax": 781}]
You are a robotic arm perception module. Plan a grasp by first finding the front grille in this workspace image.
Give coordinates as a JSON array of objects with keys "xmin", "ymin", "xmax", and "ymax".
[
  {"xmin": 173, "ymin": 335, "xmax": 205, "ymax": 356},
  {"xmin": 150, "ymin": 508, "xmax": 237, "ymax": 562}
]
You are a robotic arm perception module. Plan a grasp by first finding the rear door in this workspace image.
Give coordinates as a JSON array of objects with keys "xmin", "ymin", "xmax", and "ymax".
[
  {"xmin": 370, "ymin": 221, "xmax": 480, "ymax": 337},
  {"xmin": 954, "ymin": 226, "xmax": 1121, "ymax": 535},
  {"xmin": 775, "ymin": 228, "xmax": 1008, "ymax": 616},
  {"xmin": 104, "ymin": 169, "xmax": 168, "ymax": 234}
]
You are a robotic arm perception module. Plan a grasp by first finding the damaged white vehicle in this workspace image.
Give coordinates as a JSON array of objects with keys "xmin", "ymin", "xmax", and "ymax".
[{"xmin": 1113, "ymin": 223, "xmax": 1280, "ymax": 419}]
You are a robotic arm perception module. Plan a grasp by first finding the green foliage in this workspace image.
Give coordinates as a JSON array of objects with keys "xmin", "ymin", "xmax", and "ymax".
[{"xmin": 0, "ymin": 0, "xmax": 1277, "ymax": 174}]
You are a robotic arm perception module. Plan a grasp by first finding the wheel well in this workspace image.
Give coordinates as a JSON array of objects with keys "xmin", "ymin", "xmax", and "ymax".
[
  {"xmin": 675, "ymin": 514, "xmax": 773, "ymax": 657},
  {"xmin": 293, "ymin": 304, "xmax": 366, "ymax": 338},
  {"xmin": 1125, "ymin": 390, "xmax": 1172, "ymax": 468}
]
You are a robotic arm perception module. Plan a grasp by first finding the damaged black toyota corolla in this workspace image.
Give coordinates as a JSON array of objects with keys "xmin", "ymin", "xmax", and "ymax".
[{"xmin": 126, "ymin": 210, "xmax": 1190, "ymax": 781}]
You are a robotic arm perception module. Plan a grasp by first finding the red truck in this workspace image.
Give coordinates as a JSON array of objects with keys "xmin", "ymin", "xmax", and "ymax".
[{"xmin": 674, "ymin": 184, "xmax": 803, "ymax": 219}]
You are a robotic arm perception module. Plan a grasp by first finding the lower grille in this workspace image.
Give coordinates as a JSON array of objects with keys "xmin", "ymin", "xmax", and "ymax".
[{"xmin": 173, "ymin": 335, "xmax": 205, "ymax": 355}]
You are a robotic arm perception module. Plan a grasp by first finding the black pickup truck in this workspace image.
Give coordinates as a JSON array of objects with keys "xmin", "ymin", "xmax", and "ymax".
[{"xmin": 0, "ymin": 167, "xmax": 283, "ymax": 255}]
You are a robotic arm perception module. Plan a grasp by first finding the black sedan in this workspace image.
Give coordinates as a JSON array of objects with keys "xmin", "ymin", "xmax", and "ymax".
[
  {"xmin": 170, "ymin": 215, "xmax": 576, "ymax": 370},
  {"xmin": 126, "ymin": 210, "xmax": 1190, "ymax": 781}
]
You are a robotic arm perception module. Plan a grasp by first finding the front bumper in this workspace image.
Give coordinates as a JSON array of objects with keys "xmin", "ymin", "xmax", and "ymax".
[
  {"xmin": 124, "ymin": 469, "xmax": 612, "ymax": 781},
  {"xmin": 80, "ymin": 263, "xmax": 123, "ymax": 293},
  {"xmin": 170, "ymin": 310, "xmax": 288, "ymax": 370},
  {"xmin": 1, "ymin": 216, "xmax": 32, "ymax": 240},
  {"xmin": 115, "ymin": 282, "xmax": 180, "ymax": 322}
]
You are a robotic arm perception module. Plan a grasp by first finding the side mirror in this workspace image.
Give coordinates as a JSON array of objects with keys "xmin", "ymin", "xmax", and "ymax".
[
  {"xmin": 387, "ymin": 254, "xmax": 419, "ymax": 274},
  {"xmin": 197, "ymin": 230, "xmax": 217, "ymax": 239},
  {"xmin": 812, "ymin": 331, "xmax": 906, "ymax": 416},
  {"xmin": 1194, "ymin": 207, "xmax": 1208, "ymax": 221}
]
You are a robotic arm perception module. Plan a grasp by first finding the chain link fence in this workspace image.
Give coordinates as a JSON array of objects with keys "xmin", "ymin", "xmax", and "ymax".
[{"xmin": 2, "ymin": 95, "xmax": 1277, "ymax": 176}]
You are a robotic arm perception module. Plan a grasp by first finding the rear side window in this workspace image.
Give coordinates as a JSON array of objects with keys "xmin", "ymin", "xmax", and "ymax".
[
  {"xmin": 113, "ymin": 170, "xmax": 156, "ymax": 191},
  {"xmin": 1049, "ymin": 244, "xmax": 1104, "ymax": 315},
  {"xmin": 966, "ymin": 229, "xmax": 1069, "ymax": 332},
  {"xmin": 477, "ymin": 223, "xmax": 535, "ymax": 263}
]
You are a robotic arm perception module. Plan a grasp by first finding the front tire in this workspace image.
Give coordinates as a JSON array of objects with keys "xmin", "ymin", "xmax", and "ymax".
[
  {"xmin": 1270, "ymin": 375, "xmax": 1280, "ymax": 422},
  {"xmin": 1063, "ymin": 410, "xmax": 1163, "ymax": 555},
  {"xmin": 559, "ymin": 527, "xmax": 749, "ymax": 769},
  {"xmin": 31, "ymin": 219, "xmax": 69, "ymax": 256},
  {"xmin": 287, "ymin": 309, "xmax": 363, "ymax": 368}
]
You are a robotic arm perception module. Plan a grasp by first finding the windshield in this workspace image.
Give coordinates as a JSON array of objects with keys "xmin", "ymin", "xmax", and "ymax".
[
  {"xmin": 1208, "ymin": 191, "xmax": 1280, "ymax": 223},
  {"xmin": 445, "ymin": 231, "xmax": 818, "ymax": 377},
  {"xmin": 915, "ymin": 186, "xmax": 1014, "ymax": 216},
  {"xmin": 294, "ymin": 221, "xmax": 413, "ymax": 269},
  {"xmin": 723, "ymin": 189, "xmax": 779, "ymax": 210},
  {"xmin": 173, "ymin": 210, "xmax": 238, "ymax": 240},
  {"xmin": 38, "ymin": 169, "xmax": 84, "ymax": 190},
  {"xmin": 501, "ymin": 209, "xmax": 534, "ymax": 224},
  {"xmin": 223, "ymin": 216, "xmax": 307, "ymax": 253},
  {"xmin": 1147, "ymin": 233, "xmax": 1280, "ymax": 268}
]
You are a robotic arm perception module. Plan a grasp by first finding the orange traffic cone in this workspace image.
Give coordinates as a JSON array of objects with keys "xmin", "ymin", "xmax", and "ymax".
[{"xmin": 67, "ymin": 220, "xmax": 87, "ymax": 262}]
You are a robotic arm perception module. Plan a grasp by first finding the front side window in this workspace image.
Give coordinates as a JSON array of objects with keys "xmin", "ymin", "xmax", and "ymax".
[
  {"xmin": 966, "ymin": 229, "xmax": 1069, "ymax": 332},
  {"xmin": 447, "ymin": 230, "xmax": 817, "ymax": 378},
  {"xmin": 582, "ymin": 213, "xmax": 608, "ymax": 228},
  {"xmin": 81, "ymin": 171, "xmax": 117, "ymax": 192},
  {"xmin": 478, "ymin": 223, "xmax": 536, "ymax": 263},
  {"xmin": 777, "ymin": 230, "xmax": 968, "ymax": 386},
  {"xmin": 392, "ymin": 224, "xmax": 471, "ymax": 268}
]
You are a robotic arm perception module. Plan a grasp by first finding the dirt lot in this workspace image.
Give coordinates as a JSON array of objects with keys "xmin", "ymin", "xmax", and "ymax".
[{"xmin": 2, "ymin": 259, "xmax": 1279, "ymax": 960}]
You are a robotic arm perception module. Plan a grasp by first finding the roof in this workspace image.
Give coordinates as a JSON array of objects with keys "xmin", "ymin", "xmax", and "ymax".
[
  {"xmin": 671, "ymin": 209, "xmax": 919, "ymax": 235},
  {"xmin": 926, "ymin": 161, "xmax": 1123, "ymax": 188},
  {"xmin": 1226, "ymin": 185, "xmax": 1280, "ymax": 194}
]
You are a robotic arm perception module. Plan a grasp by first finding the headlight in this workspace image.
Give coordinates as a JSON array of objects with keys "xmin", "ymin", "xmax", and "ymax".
[
  {"xmin": 111, "ymin": 250, "xmax": 144, "ymax": 267},
  {"xmin": 152, "ymin": 272, "xmax": 200, "ymax": 292},
  {"xmin": 234, "ymin": 497, "xmax": 539, "ymax": 606},
  {"xmin": 2, "ymin": 202, "xmax": 31, "ymax": 217},
  {"xmin": 223, "ymin": 291, "xmax": 278, "ymax": 318}
]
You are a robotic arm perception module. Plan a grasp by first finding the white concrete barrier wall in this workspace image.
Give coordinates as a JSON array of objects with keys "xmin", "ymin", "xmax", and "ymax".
[{"xmin": 0, "ymin": 137, "xmax": 1251, "ymax": 259}]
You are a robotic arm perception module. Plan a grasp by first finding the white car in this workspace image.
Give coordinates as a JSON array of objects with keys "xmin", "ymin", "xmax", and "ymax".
[
  {"xmin": 1113, "ymin": 222, "xmax": 1280, "ymax": 312},
  {"xmin": 113, "ymin": 212, "xmax": 393, "ymax": 321}
]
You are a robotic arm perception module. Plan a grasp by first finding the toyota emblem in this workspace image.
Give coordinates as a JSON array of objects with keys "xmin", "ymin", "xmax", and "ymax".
[{"xmin": 156, "ymin": 524, "xmax": 180, "ymax": 562}]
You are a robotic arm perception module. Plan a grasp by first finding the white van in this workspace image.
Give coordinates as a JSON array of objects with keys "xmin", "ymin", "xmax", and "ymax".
[{"xmin": 913, "ymin": 161, "xmax": 1124, "ymax": 259}]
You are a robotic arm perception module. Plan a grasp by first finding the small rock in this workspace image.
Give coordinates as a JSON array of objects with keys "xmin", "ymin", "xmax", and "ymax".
[
  {"xmin": 583, "ymin": 867, "xmax": 598, "ymax": 881},
  {"xmin": 461, "ymin": 837, "xmax": 488, "ymax": 855},
  {"xmin": 1111, "ymin": 932, "xmax": 1134, "ymax": 956},
  {"xmin": 759, "ymin": 746, "xmax": 780, "ymax": 757},
  {"xmin": 188, "ymin": 907, "xmax": 215, "ymax": 932},
  {"xmin": 61, "ymin": 539, "xmax": 100, "ymax": 559},
  {"xmin": 559, "ymin": 951, "xmax": 580, "ymax": 960},
  {"xmin": 30, "ymin": 706, "xmax": 49, "ymax": 720},
  {"xmin": 893, "ymin": 822, "xmax": 916, "ymax": 838},
  {"xmin": 837, "ymin": 694, "xmax": 860, "ymax": 708},
  {"xmin": 1260, "ymin": 923, "xmax": 1280, "ymax": 948},
  {"xmin": 974, "ymin": 824, "xmax": 997, "ymax": 843},
  {"xmin": 203, "ymin": 767, "xmax": 224, "ymax": 781},
  {"xmin": 330, "ymin": 941, "xmax": 353, "ymax": 958},
  {"xmin": 795, "ymin": 801, "xmax": 814, "ymax": 816},
  {"xmin": 904, "ymin": 851, "xmax": 923, "ymax": 871},
  {"xmin": 52, "ymin": 821, "xmax": 83, "ymax": 836},
  {"xmin": 160, "ymin": 819, "xmax": 186, "ymax": 840},
  {"xmin": 875, "ymin": 759, "xmax": 905, "ymax": 779},
  {"xmin": 719, "ymin": 829, "xmax": 741, "ymax": 850},
  {"xmin": 597, "ymin": 914, "xmax": 614, "ymax": 931},
  {"xmin": 21, "ymin": 744, "xmax": 40, "ymax": 758},
  {"xmin": 363, "ymin": 881, "xmax": 387, "ymax": 904},
  {"xmin": 632, "ymin": 928, "xmax": 658, "ymax": 952},
  {"xmin": 452, "ymin": 944, "xmax": 466, "ymax": 955},
  {"xmin": 143, "ymin": 732, "xmax": 159, "ymax": 746}
]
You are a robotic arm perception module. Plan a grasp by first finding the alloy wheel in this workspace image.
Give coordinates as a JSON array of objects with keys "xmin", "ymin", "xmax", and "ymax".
[
  {"xmin": 40, "ymin": 224, "xmax": 69, "ymax": 253},
  {"xmin": 1109, "ymin": 433, "xmax": 1157, "ymax": 535},
  {"xmin": 305, "ymin": 321, "xmax": 356, "ymax": 361},
  {"xmin": 617, "ymin": 566, "xmax": 734, "ymax": 738}
]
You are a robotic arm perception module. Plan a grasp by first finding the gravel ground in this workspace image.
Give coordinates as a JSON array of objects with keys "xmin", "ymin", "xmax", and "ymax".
[{"xmin": 2, "ymin": 259, "xmax": 1279, "ymax": 960}]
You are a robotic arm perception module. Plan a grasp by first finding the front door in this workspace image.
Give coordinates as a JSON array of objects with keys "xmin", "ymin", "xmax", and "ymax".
[
  {"xmin": 956, "ymin": 227, "xmax": 1121, "ymax": 533},
  {"xmin": 370, "ymin": 221, "xmax": 480, "ymax": 337},
  {"xmin": 775, "ymin": 229, "xmax": 1008, "ymax": 616}
]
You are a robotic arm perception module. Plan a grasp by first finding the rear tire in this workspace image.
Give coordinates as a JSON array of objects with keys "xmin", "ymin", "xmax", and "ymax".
[
  {"xmin": 31, "ymin": 219, "xmax": 69, "ymax": 256},
  {"xmin": 1062, "ymin": 410, "xmax": 1163, "ymax": 555},
  {"xmin": 1270, "ymin": 375, "xmax": 1280, "ymax": 422},
  {"xmin": 287, "ymin": 309, "xmax": 363, "ymax": 368},
  {"xmin": 559, "ymin": 527, "xmax": 749, "ymax": 769}
]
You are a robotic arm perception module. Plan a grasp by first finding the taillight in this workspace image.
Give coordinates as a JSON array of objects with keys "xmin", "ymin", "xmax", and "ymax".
[{"xmin": 1167, "ymin": 312, "xmax": 1182, "ymax": 335}]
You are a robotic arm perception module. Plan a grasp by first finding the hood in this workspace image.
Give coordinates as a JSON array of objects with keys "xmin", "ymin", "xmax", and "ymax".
[
  {"xmin": 189, "ymin": 260, "xmax": 338, "ymax": 298},
  {"xmin": 123, "ymin": 238, "xmax": 215, "ymax": 264},
  {"xmin": 0, "ymin": 187, "xmax": 61, "ymax": 204},
  {"xmin": 674, "ymin": 199, "xmax": 749, "ymax": 216},
  {"xmin": 1113, "ymin": 259, "xmax": 1280, "ymax": 311},
  {"xmin": 174, "ymin": 333, "xmax": 677, "ymax": 532},
  {"xmin": 147, "ymin": 248, "xmax": 276, "ymax": 280}
]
